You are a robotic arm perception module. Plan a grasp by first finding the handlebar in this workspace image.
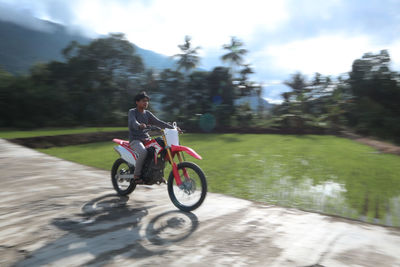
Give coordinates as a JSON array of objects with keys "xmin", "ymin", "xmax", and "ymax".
[
  {"xmin": 143, "ymin": 125, "xmax": 162, "ymax": 133},
  {"xmin": 143, "ymin": 125, "xmax": 183, "ymax": 134}
]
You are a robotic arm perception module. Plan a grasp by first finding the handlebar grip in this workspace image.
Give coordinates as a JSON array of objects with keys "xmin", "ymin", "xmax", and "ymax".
[{"xmin": 143, "ymin": 126, "xmax": 162, "ymax": 133}]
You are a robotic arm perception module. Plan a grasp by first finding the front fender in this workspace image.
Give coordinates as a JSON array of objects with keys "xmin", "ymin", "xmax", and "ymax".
[{"xmin": 171, "ymin": 145, "xmax": 202, "ymax": 160}]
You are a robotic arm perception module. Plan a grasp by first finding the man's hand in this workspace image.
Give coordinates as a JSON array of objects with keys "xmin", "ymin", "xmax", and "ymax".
[
  {"xmin": 139, "ymin": 123, "xmax": 147, "ymax": 129},
  {"xmin": 177, "ymin": 127, "xmax": 183, "ymax": 134}
]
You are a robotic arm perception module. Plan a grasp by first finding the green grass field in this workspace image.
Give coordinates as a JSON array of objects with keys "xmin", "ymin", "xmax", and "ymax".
[
  {"xmin": 0, "ymin": 127, "xmax": 126, "ymax": 139},
  {"xmin": 36, "ymin": 133, "xmax": 400, "ymax": 226}
]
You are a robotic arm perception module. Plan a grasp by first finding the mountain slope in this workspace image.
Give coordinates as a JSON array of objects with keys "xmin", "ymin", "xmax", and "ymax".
[
  {"xmin": 0, "ymin": 19, "xmax": 175, "ymax": 74},
  {"xmin": 0, "ymin": 20, "xmax": 89, "ymax": 73},
  {"xmin": 235, "ymin": 93, "xmax": 275, "ymax": 111}
]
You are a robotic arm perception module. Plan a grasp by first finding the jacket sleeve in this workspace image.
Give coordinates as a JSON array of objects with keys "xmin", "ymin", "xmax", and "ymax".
[
  {"xmin": 128, "ymin": 109, "xmax": 140, "ymax": 130},
  {"xmin": 147, "ymin": 111, "xmax": 173, "ymax": 129}
]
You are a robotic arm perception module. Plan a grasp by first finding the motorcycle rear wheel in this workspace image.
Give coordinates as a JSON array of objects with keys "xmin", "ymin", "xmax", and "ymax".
[
  {"xmin": 168, "ymin": 162, "xmax": 207, "ymax": 212},
  {"xmin": 111, "ymin": 158, "xmax": 136, "ymax": 196}
]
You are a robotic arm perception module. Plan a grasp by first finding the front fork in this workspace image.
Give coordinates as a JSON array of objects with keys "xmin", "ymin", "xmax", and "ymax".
[{"xmin": 163, "ymin": 136, "xmax": 189, "ymax": 186}]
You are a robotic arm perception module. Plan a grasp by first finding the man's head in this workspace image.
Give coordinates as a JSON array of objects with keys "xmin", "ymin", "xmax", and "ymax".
[{"xmin": 135, "ymin": 91, "xmax": 150, "ymax": 110}]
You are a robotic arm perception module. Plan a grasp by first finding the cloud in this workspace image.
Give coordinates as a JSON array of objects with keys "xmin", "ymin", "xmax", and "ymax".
[
  {"xmin": 262, "ymin": 83, "xmax": 292, "ymax": 104},
  {"xmin": 244, "ymin": 0, "xmax": 400, "ymax": 83},
  {"xmin": 274, "ymin": 0, "xmax": 400, "ymax": 43},
  {"xmin": 261, "ymin": 34, "xmax": 374, "ymax": 75},
  {"xmin": 0, "ymin": 1, "xmax": 56, "ymax": 32},
  {"xmin": 40, "ymin": 0, "xmax": 77, "ymax": 25},
  {"xmin": 62, "ymin": 0, "xmax": 290, "ymax": 56},
  {"xmin": 250, "ymin": 34, "xmax": 400, "ymax": 81},
  {"xmin": 247, "ymin": 0, "xmax": 400, "ymax": 57}
]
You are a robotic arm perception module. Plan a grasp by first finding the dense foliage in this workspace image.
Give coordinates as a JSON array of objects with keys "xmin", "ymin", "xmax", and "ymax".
[
  {"xmin": 1, "ymin": 34, "xmax": 399, "ymax": 142},
  {"xmin": 272, "ymin": 50, "xmax": 400, "ymax": 142}
]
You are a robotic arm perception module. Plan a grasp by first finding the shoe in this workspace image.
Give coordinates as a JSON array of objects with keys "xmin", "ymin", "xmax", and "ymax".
[
  {"xmin": 133, "ymin": 176, "xmax": 144, "ymax": 184},
  {"xmin": 157, "ymin": 178, "xmax": 167, "ymax": 185}
]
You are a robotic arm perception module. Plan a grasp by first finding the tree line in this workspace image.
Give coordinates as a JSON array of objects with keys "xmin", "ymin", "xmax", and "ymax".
[
  {"xmin": 273, "ymin": 50, "xmax": 400, "ymax": 142},
  {"xmin": 0, "ymin": 33, "xmax": 399, "ymax": 143}
]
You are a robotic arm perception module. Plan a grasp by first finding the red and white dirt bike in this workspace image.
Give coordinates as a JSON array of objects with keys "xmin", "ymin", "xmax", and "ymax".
[{"xmin": 111, "ymin": 123, "xmax": 207, "ymax": 212}]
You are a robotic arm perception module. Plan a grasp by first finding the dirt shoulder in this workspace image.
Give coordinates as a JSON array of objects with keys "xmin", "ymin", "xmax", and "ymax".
[
  {"xmin": 8, "ymin": 131, "xmax": 128, "ymax": 148},
  {"xmin": 341, "ymin": 131, "xmax": 400, "ymax": 155}
]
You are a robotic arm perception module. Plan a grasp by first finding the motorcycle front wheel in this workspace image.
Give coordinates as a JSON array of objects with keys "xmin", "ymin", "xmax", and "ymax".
[
  {"xmin": 168, "ymin": 162, "xmax": 207, "ymax": 212},
  {"xmin": 111, "ymin": 158, "xmax": 136, "ymax": 196}
]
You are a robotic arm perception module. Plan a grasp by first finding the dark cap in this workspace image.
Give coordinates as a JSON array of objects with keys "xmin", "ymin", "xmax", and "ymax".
[{"xmin": 134, "ymin": 91, "xmax": 150, "ymax": 102}]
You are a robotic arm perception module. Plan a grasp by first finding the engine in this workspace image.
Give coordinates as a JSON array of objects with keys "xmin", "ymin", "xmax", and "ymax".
[{"xmin": 142, "ymin": 147, "xmax": 166, "ymax": 185}]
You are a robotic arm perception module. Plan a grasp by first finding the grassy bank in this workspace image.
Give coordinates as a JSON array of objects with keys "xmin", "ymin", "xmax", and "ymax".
[
  {"xmin": 37, "ymin": 133, "xmax": 400, "ymax": 226},
  {"xmin": 0, "ymin": 127, "xmax": 126, "ymax": 139}
]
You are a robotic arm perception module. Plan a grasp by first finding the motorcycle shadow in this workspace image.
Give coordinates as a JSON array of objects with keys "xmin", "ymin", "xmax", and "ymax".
[
  {"xmin": 145, "ymin": 210, "xmax": 199, "ymax": 246},
  {"xmin": 78, "ymin": 193, "xmax": 199, "ymax": 246},
  {"xmin": 16, "ymin": 193, "xmax": 199, "ymax": 266}
]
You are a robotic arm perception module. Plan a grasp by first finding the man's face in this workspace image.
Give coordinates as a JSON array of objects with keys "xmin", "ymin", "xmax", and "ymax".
[{"xmin": 136, "ymin": 98, "xmax": 149, "ymax": 109}]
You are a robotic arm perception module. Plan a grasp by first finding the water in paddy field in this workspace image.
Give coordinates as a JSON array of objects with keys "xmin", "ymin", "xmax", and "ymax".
[
  {"xmin": 237, "ymin": 154, "xmax": 400, "ymax": 227},
  {"xmin": 249, "ymin": 176, "xmax": 400, "ymax": 227}
]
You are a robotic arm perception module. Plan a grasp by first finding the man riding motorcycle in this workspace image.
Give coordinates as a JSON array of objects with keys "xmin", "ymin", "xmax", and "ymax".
[{"xmin": 128, "ymin": 91, "xmax": 179, "ymax": 183}]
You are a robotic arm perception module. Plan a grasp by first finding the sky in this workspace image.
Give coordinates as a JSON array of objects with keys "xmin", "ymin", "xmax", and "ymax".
[{"xmin": 0, "ymin": 0, "xmax": 399, "ymax": 102}]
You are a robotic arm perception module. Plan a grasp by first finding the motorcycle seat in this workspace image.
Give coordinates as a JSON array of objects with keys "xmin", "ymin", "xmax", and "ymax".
[{"xmin": 112, "ymin": 139, "xmax": 130, "ymax": 146}]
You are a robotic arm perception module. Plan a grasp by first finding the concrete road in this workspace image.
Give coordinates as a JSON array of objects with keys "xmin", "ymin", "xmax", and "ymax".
[{"xmin": 1, "ymin": 138, "xmax": 399, "ymax": 267}]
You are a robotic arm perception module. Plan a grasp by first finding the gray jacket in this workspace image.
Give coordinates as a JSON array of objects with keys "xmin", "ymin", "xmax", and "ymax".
[{"xmin": 128, "ymin": 108, "xmax": 173, "ymax": 142}]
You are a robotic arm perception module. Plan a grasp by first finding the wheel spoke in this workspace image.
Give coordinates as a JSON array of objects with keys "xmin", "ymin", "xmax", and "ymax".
[
  {"xmin": 111, "ymin": 159, "xmax": 136, "ymax": 196},
  {"xmin": 168, "ymin": 162, "xmax": 207, "ymax": 212}
]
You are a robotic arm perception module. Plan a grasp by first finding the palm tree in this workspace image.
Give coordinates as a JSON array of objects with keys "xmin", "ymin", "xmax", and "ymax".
[
  {"xmin": 239, "ymin": 64, "xmax": 254, "ymax": 81},
  {"xmin": 238, "ymin": 64, "xmax": 254, "ymax": 96},
  {"xmin": 221, "ymin": 36, "xmax": 248, "ymax": 78},
  {"xmin": 173, "ymin": 36, "xmax": 200, "ymax": 75}
]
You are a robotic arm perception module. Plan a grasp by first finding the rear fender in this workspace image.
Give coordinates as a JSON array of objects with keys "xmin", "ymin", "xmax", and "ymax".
[
  {"xmin": 170, "ymin": 145, "xmax": 202, "ymax": 160},
  {"xmin": 114, "ymin": 145, "xmax": 137, "ymax": 166}
]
